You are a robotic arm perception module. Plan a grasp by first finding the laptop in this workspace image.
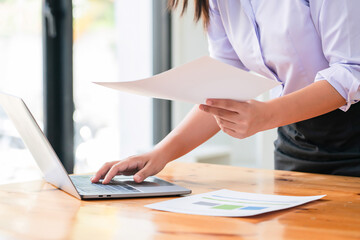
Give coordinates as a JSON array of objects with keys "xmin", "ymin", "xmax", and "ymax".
[{"xmin": 0, "ymin": 92, "xmax": 191, "ymax": 199}]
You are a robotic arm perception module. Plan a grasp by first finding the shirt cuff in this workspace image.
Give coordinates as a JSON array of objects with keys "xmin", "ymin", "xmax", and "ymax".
[{"xmin": 315, "ymin": 64, "xmax": 360, "ymax": 112}]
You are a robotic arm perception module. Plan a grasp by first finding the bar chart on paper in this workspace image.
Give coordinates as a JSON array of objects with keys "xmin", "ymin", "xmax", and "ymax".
[{"xmin": 145, "ymin": 189, "xmax": 325, "ymax": 217}]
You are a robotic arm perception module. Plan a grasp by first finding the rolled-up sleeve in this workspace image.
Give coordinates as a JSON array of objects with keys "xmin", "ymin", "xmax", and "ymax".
[
  {"xmin": 310, "ymin": 0, "xmax": 360, "ymax": 111},
  {"xmin": 208, "ymin": 0, "xmax": 247, "ymax": 70}
]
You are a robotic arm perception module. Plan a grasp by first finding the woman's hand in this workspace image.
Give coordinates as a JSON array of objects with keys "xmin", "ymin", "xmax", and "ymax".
[
  {"xmin": 199, "ymin": 99, "xmax": 272, "ymax": 139},
  {"xmin": 91, "ymin": 151, "xmax": 168, "ymax": 184},
  {"xmin": 198, "ymin": 81, "xmax": 347, "ymax": 139}
]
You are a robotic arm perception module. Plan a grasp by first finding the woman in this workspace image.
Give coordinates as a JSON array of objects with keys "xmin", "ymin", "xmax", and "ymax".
[{"xmin": 92, "ymin": 0, "xmax": 360, "ymax": 184}]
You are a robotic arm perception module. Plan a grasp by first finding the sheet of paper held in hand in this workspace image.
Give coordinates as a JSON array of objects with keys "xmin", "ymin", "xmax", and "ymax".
[
  {"xmin": 145, "ymin": 189, "xmax": 325, "ymax": 217},
  {"xmin": 94, "ymin": 57, "xmax": 281, "ymax": 104}
]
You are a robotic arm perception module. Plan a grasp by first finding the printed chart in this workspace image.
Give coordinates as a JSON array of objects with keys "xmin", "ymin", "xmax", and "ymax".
[{"xmin": 145, "ymin": 189, "xmax": 325, "ymax": 217}]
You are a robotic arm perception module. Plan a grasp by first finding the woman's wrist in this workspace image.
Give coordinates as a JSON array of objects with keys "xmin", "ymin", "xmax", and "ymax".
[
  {"xmin": 149, "ymin": 147, "xmax": 172, "ymax": 165},
  {"xmin": 261, "ymin": 99, "xmax": 285, "ymax": 131},
  {"xmin": 148, "ymin": 105, "xmax": 221, "ymax": 163},
  {"xmin": 151, "ymin": 135, "xmax": 183, "ymax": 164}
]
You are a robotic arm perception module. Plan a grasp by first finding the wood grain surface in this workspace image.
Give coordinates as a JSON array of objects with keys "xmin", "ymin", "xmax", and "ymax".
[{"xmin": 0, "ymin": 162, "xmax": 359, "ymax": 240}]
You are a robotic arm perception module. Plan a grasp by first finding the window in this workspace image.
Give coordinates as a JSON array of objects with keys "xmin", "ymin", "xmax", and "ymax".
[{"xmin": 0, "ymin": 0, "xmax": 43, "ymax": 183}]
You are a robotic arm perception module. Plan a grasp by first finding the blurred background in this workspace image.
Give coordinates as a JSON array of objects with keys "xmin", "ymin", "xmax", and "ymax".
[{"xmin": 0, "ymin": 0, "xmax": 276, "ymax": 184}]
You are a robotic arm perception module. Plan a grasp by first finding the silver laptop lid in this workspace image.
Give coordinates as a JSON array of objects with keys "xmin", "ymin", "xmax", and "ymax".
[{"xmin": 0, "ymin": 93, "xmax": 80, "ymax": 199}]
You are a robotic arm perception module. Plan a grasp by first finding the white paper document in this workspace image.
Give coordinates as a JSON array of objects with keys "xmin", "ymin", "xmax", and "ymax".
[
  {"xmin": 145, "ymin": 189, "xmax": 325, "ymax": 217},
  {"xmin": 95, "ymin": 57, "xmax": 281, "ymax": 104}
]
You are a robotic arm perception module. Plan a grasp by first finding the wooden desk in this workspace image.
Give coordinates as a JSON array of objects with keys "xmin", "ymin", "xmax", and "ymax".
[{"xmin": 0, "ymin": 162, "xmax": 359, "ymax": 240}]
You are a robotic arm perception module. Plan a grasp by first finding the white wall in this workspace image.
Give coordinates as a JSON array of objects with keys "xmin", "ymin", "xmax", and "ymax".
[{"xmin": 171, "ymin": 5, "xmax": 277, "ymax": 169}]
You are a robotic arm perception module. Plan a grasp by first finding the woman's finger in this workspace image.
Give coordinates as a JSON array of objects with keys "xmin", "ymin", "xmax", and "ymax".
[
  {"xmin": 199, "ymin": 105, "xmax": 239, "ymax": 122},
  {"xmin": 102, "ymin": 160, "xmax": 134, "ymax": 184},
  {"xmin": 217, "ymin": 117, "xmax": 238, "ymax": 130},
  {"xmin": 91, "ymin": 161, "xmax": 118, "ymax": 183},
  {"xmin": 121, "ymin": 170, "xmax": 139, "ymax": 176},
  {"xmin": 206, "ymin": 99, "xmax": 245, "ymax": 112},
  {"xmin": 134, "ymin": 162, "xmax": 156, "ymax": 183},
  {"xmin": 222, "ymin": 127, "xmax": 238, "ymax": 138}
]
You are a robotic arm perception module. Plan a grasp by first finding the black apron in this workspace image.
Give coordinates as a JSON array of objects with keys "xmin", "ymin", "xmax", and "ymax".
[{"xmin": 274, "ymin": 102, "xmax": 360, "ymax": 177}]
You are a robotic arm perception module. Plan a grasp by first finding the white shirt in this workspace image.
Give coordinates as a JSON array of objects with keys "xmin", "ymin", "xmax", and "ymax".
[{"xmin": 207, "ymin": 0, "xmax": 360, "ymax": 111}]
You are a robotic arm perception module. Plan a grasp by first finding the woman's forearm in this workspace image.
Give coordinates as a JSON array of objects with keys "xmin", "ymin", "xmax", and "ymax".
[
  {"xmin": 265, "ymin": 80, "xmax": 347, "ymax": 130},
  {"xmin": 153, "ymin": 105, "xmax": 221, "ymax": 162}
]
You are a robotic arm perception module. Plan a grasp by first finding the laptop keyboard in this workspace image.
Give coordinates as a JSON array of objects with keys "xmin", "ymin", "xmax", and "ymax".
[{"xmin": 70, "ymin": 175, "xmax": 141, "ymax": 194}]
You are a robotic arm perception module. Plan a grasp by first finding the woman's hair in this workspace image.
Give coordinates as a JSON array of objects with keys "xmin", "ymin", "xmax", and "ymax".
[{"xmin": 168, "ymin": 0, "xmax": 210, "ymax": 28}]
